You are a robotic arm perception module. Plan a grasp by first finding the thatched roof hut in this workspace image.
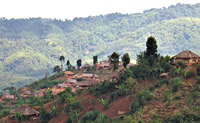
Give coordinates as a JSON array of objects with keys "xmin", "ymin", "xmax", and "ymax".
[
  {"xmin": 173, "ymin": 50, "xmax": 199, "ymax": 59},
  {"xmin": 172, "ymin": 50, "xmax": 199, "ymax": 64},
  {"xmin": 11, "ymin": 105, "xmax": 39, "ymax": 116}
]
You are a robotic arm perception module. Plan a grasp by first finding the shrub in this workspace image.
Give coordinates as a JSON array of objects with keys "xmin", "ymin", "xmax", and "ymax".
[
  {"xmin": 99, "ymin": 98, "xmax": 109, "ymax": 110},
  {"xmin": 177, "ymin": 61, "xmax": 187, "ymax": 69},
  {"xmin": 110, "ymin": 92, "xmax": 118, "ymax": 102},
  {"xmin": 162, "ymin": 88, "xmax": 172, "ymax": 102},
  {"xmin": 130, "ymin": 101, "xmax": 140, "ymax": 114},
  {"xmin": 137, "ymin": 90, "xmax": 154, "ymax": 106},
  {"xmin": 66, "ymin": 117, "xmax": 72, "ymax": 123},
  {"xmin": 197, "ymin": 65, "xmax": 200, "ymax": 76},
  {"xmin": 173, "ymin": 96, "xmax": 181, "ymax": 100},
  {"xmin": 185, "ymin": 71, "xmax": 196, "ymax": 79},
  {"xmin": 81, "ymin": 109, "xmax": 100, "ymax": 123},
  {"xmin": 172, "ymin": 77, "xmax": 182, "ymax": 92},
  {"xmin": 0, "ymin": 103, "xmax": 3, "ymax": 110}
]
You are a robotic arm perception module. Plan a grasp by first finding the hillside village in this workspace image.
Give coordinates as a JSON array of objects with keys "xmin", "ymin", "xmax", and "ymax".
[{"xmin": 0, "ymin": 37, "xmax": 200, "ymax": 123}]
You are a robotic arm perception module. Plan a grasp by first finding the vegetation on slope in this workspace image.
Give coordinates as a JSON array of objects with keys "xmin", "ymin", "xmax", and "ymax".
[{"xmin": 1, "ymin": 3, "xmax": 200, "ymax": 90}]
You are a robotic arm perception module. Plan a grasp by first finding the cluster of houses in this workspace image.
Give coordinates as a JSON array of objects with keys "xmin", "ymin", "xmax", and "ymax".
[
  {"xmin": 1, "ymin": 50, "xmax": 200, "ymax": 120},
  {"xmin": 1, "ymin": 50, "xmax": 199, "ymax": 101}
]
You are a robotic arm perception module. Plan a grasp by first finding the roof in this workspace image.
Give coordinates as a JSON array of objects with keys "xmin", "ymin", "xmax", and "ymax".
[
  {"xmin": 159, "ymin": 73, "xmax": 169, "ymax": 77},
  {"xmin": 32, "ymin": 90, "xmax": 43, "ymax": 95},
  {"xmin": 64, "ymin": 71, "xmax": 75, "ymax": 75},
  {"xmin": 67, "ymin": 79, "xmax": 77, "ymax": 84},
  {"xmin": 58, "ymin": 83, "xmax": 68, "ymax": 88},
  {"xmin": 11, "ymin": 105, "xmax": 39, "ymax": 116},
  {"xmin": 82, "ymin": 73, "xmax": 99, "ymax": 78},
  {"xmin": 3, "ymin": 94, "xmax": 16, "ymax": 99},
  {"xmin": 22, "ymin": 90, "xmax": 31, "ymax": 95},
  {"xmin": 82, "ymin": 64, "xmax": 90, "ymax": 68},
  {"xmin": 76, "ymin": 80, "xmax": 100, "ymax": 86},
  {"xmin": 173, "ymin": 50, "xmax": 199, "ymax": 59},
  {"xmin": 99, "ymin": 62, "xmax": 110, "ymax": 67}
]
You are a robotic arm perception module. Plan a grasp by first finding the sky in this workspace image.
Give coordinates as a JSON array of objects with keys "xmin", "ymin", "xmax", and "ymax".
[{"xmin": 0, "ymin": 0, "xmax": 199, "ymax": 20}]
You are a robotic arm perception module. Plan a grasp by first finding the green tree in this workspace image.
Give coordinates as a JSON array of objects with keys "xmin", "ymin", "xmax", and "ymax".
[
  {"xmin": 98, "ymin": 98, "xmax": 109, "ymax": 110},
  {"xmin": 110, "ymin": 52, "xmax": 120, "ymax": 71},
  {"xmin": 53, "ymin": 65, "xmax": 61, "ymax": 73},
  {"xmin": 66, "ymin": 60, "xmax": 71, "ymax": 70},
  {"xmin": 126, "ymin": 77, "xmax": 138, "ymax": 94},
  {"xmin": 145, "ymin": 36, "xmax": 158, "ymax": 67},
  {"xmin": 93, "ymin": 56, "xmax": 98, "ymax": 65},
  {"xmin": 77, "ymin": 59, "xmax": 82, "ymax": 69},
  {"xmin": 15, "ymin": 112, "xmax": 23, "ymax": 120},
  {"xmin": 122, "ymin": 53, "xmax": 130, "ymax": 68},
  {"xmin": 59, "ymin": 55, "xmax": 65, "ymax": 71},
  {"xmin": 197, "ymin": 65, "xmax": 200, "ymax": 76}
]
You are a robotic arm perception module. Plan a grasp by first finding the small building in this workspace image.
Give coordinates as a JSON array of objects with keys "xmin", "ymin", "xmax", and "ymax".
[
  {"xmin": 57, "ymin": 83, "xmax": 69, "ymax": 89},
  {"xmin": 81, "ymin": 64, "xmax": 92, "ymax": 71},
  {"xmin": 99, "ymin": 62, "xmax": 110, "ymax": 70},
  {"xmin": 81, "ymin": 73, "xmax": 99, "ymax": 80},
  {"xmin": 159, "ymin": 73, "xmax": 169, "ymax": 78},
  {"xmin": 172, "ymin": 50, "xmax": 199, "ymax": 65},
  {"xmin": 21, "ymin": 90, "xmax": 31, "ymax": 98},
  {"xmin": 66, "ymin": 79, "xmax": 77, "ymax": 85},
  {"xmin": 76, "ymin": 80, "xmax": 100, "ymax": 90},
  {"xmin": 11, "ymin": 104, "xmax": 39, "ymax": 118},
  {"xmin": 32, "ymin": 90, "xmax": 43, "ymax": 97},
  {"xmin": 64, "ymin": 71, "xmax": 75, "ymax": 77},
  {"xmin": 2, "ymin": 92, "xmax": 17, "ymax": 100}
]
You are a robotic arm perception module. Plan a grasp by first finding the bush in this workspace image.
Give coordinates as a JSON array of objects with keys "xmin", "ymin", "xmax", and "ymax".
[
  {"xmin": 81, "ymin": 109, "xmax": 100, "ymax": 123},
  {"xmin": 162, "ymin": 88, "xmax": 172, "ymax": 102},
  {"xmin": 110, "ymin": 92, "xmax": 119, "ymax": 102},
  {"xmin": 172, "ymin": 77, "xmax": 182, "ymax": 92},
  {"xmin": 137, "ymin": 90, "xmax": 154, "ymax": 106},
  {"xmin": 130, "ymin": 101, "xmax": 140, "ymax": 114},
  {"xmin": 0, "ymin": 103, "xmax": 3, "ymax": 110},
  {"xmin": 66, "ymin": 117, "xmax": 72, "ymax": 123},
  {"xmin": 177, "ymin": 61, "xmax": 187, "ymax": 69},
  {"xmin": 167, "ymin": 109, "xmax": 200, "ymax": 122},
  {"xmin": 197, "ymin": 65, "xmax": 200, "ymax": 76},
  {"xmin": 185, "ymin": 71, "xmax": 196, "ymax": 79}
]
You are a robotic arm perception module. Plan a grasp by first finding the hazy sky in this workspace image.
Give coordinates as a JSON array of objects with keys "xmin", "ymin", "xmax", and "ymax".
[{"xmin": 0, "ymin": 0, "xmax": 199, "ymax": 20}]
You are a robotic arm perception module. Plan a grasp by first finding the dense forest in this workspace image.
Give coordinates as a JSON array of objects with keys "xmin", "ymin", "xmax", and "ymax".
[{"xmin": 1, "ymin": 3, "xmax": 200, "ymax": 90}]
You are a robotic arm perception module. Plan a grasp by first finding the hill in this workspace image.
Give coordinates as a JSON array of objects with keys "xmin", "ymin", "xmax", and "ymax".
[{"xmin": 1, "ymin": 3, "xmax": 200, "ymax": 90}]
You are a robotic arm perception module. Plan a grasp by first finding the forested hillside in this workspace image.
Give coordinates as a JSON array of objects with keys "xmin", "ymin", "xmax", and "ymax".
[{"xmin": 1, "ymin": 3, "xmax": 200, "ymax": 90}]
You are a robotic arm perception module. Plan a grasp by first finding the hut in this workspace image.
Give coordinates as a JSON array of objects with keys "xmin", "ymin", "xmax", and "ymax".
[
  {"xmin": 81, "ymin": 73, "xmax": 99, "ymax": 80},
  {"xmin": 64, "ymin": 71, "xmax": 75, "ymax": 77},
  {"xmin": 57, "ymin": 83, "xmax": 69, "ymax": 88},
  {"xmin": 172, "ymin": 50, "xmax": 199, "ymax": 65},
  {"xmin": 11, "ymin": 104, "xmax": 39, "ymax": 118},
  {"xmin": 2, "ymin": 92, "xmax": 17, "ymax": 100},
  {"xmin": 76, "ymin": 80, "xmax": 100, "ymax": 90},
  {"xmin": 159, "ymin": 73, "xmax": 169, "ymax": 78},
  {"xmin": 66, "ymin": 79, "xmax": 77, "ymax": 85},
  {"xmin": 32, "ymin": 90, "xmax": 43, "ymax": 97},
  {"xmin": 21, "ymin": 90, "xmax": 31, "ymax": 98}
]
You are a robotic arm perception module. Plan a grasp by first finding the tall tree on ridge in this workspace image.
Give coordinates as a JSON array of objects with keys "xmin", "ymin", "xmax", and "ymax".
[
  {"xmin": 122, "ymin": 53, "xmax": 130, "ymax": 68},
  {"xmin": 77, "ymin": 59, "xmax": 82, "ymax": 69},
  {"xmin": 59, "ymin": 55, "xmax": 65, "ymax": 71},
  {"xmin": 111, "ymin": 52, "xmax": 120, "ymax": 71},
  {"xmin": 145, "ymin": 36, "xmax": 158, "ymax": 67},
  {"xmin": 93, "ymin": 56, "xmax": 98, "ymax": 65},
  {"xmin": 66, "ymin": 60, "xmax": 71, "ymax": 70}
]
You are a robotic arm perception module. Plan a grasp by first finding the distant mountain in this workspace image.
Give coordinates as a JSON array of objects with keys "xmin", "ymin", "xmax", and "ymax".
[{"xmin": 1, "ymin": 3, "xmax": 200, "ymax": 90}]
